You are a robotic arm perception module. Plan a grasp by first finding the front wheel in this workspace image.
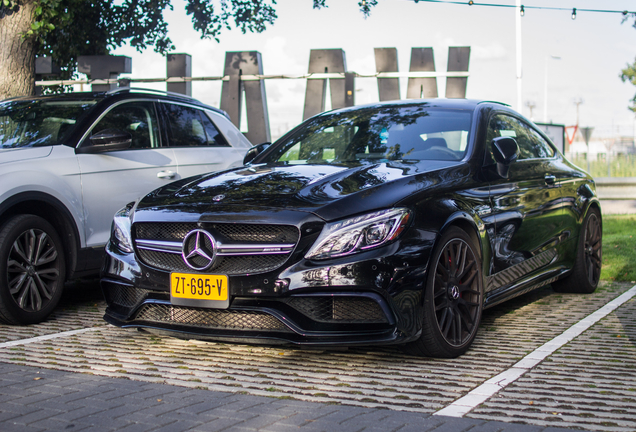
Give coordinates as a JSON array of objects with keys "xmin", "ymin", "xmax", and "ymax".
[
  {"xmin": 405, "ymin": 227, "xmax": 483, "ymax": 358},
  {"xmin": 553, "ymin": 207, "xmax": 602, "ymax": 294},
  {"xmin": 0, "ymin": 215, "xmax": 66, "ymax": 324}
]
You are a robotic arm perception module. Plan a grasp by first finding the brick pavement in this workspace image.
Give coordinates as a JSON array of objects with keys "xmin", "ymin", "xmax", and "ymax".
[{"xmin": 0, "ymin": 362, "xmax": 581, "ymax": 432}]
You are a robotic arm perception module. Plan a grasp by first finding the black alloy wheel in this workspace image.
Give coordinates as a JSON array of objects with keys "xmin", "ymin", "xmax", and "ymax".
[
  {"xmin": 553, "ymin": 207, "xmax": 602, "ymax": 294},
  {"xmin": 406, "ymin": 227, "xmax": 483, "ymax": 358},
  {"xmin": 0, "ymin": 215, "xmax": 66, "ymax": 324},
  {"xmin": 583, "ymin": 210, "xmax": 602, "ymax": 287}
]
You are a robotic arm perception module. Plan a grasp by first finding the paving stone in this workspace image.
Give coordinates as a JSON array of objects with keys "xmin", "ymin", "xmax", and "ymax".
[
  {"xmin": 0, "ymin": 421, "xmax": 46, "ymax": 432},
  {"xmin": 0, "ymin": 281, "xmax": 635, "ymax": 432}
]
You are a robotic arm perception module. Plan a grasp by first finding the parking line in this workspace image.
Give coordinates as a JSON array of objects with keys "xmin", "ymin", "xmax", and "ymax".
[
  {"xmin": 435, "ymin": 284, "xmax": 636, "ymax": 418},
  {"xmin": 0, "ymin": 327, "xmax": 103, "ymax": 349}
]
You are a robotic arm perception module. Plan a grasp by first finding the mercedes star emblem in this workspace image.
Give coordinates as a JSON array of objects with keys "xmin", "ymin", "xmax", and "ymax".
[{"xmin": 182, "ymin": 229, "xmax": 217, "ymax": 270}]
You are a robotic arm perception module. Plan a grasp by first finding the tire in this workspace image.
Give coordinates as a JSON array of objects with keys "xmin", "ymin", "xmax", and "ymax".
[
  {"xmin": 552, "ymin": 207, "xmax": 602, "ymax": 294},
  {"xmin": 0, "ymin": 215, "xmax": 66, "ymax": 324},
  {"xmin": 405, "ymin": 227, "xmax": 484, "ymax": 358}
]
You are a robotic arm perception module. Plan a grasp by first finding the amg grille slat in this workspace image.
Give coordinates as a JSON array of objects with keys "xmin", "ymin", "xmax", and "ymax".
[
  {"xmin": 135, "ymin": 304, "xmax": 291, "ymax": 332},
  {"xmin": 133, "ymin": 223, "xmax": 300, "ymax": 275}
]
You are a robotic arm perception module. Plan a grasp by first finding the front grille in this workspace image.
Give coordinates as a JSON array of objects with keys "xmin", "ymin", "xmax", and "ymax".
[
  {"xmin": 137, "ymin": 249, "xmax": 291, "ymax": 274},
  {"xmin": 285, "ymin": 296, "xmax": 388, "ymax": 323},
  {"xmin": 134, "ymin": 304, "xmax": 291, "ymax": 332},
  {"xmin": 213, "ymin": 224, "xmax": 298, "ymax": 243},
  {"xmin": 104, "ymin": 285, "xmax": 151, "ymax": 308},
  {"xmin": 133, "ymin": 222, "xmax": 300, "ymax": 275},
  {"xmin": 136, "ymin": 223, "xmax": 197, "ymax": 240}
]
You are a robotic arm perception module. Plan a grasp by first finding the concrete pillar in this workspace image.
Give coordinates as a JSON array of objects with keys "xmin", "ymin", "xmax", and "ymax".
[
  {"xmin": 77, "ymin": 55, "xmax": 132, "ymax": 92},
  {"xmin": 446, "ymin": 47, "xmax": 470, "ymax": 98},
  {"xmin": 374, "ymin": 48, "xmax": 400, "ymax": 101},
  {"xmin": 303, "ymin": 49, "xmax": 347, "ymax": 120},
  {"xmin": 35, "ymin": 57, "xmax": 60, "ymax": 96},
  {"xmin": 406, "ymin": 48, "xmax": 437, "ymax": 99},
  {"xmin": 220, "ymin": 51, "xmax": 270, "ymax": 144},
  {"xmin": 167, "ymin": 53, "xmax": 192, "ymax": 96},
  {"xmin": 345, "ymin": 72, "xmax": 355, "ymax": 107}
]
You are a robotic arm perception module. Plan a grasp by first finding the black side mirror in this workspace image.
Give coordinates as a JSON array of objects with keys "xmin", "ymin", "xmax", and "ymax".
[
  {"xmin": 77, "ymin": 129, "xmax": 132, "ymax": 154},
  {"xmin": 243, "ymin": 142, "xmax": 271, "ymax": 165},
  {"xmin": 492, "ymin": 136, "xmax": 519, "ymax": 178}
]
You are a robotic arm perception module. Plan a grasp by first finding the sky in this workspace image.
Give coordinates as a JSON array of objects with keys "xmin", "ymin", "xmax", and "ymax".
[{"xmin": 110, "ymin": 0, "xmax": 636, "ymax": 142}]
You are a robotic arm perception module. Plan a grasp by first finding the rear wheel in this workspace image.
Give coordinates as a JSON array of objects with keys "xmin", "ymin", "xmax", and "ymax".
[
  {"xmin": 405, "ymin": 227, "xmax": 483, "ymax": 358},
  {"xmin": 553, "ymin": 207, "xmax": 602, "ymax": 294},
  {"xmin": 0, "ymin": 215, "xmax": 66, "ymax": 324}
]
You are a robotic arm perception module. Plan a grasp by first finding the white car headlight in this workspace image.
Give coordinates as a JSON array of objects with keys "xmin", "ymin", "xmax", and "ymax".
[
  {"xmin": 111, "ymin": 202, "xmax": 135, "ymax": 253},
  {"xmin": 305, "ymin": 208, "xmax": 411, "ymax": 260}
]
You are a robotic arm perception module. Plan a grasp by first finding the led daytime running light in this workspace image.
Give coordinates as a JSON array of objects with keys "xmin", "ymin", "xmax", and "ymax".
[{"xmin": 306, "ymin": 208, "xmax": 411, "ymax": 260}]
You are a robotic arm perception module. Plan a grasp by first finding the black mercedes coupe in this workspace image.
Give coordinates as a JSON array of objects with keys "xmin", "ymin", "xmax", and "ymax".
[{"xmin": 101, "ymin": 99, "xmax": 602, "ymax": 358}]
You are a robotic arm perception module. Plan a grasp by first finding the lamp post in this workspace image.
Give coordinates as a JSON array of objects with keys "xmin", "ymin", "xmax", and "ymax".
[{"xmin": 543, "ymin": 55, "xmax": 561, "ymax": 123}]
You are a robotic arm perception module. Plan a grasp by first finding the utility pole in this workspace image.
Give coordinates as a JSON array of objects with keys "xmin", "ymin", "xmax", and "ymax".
[
  {"xmin": 525, "ymin": 100, "xmax": 536, "ymax": 121},
  {"xmin": 573, "ymin": 98, "xmax": 584, "ymax": 127}
]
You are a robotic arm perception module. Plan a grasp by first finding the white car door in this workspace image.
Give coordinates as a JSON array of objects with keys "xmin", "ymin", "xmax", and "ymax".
[
  {"xmin": 77, "ymin": 100, "xmax": 178, "ymax": 247},
  {"xmin": 160, "ymin": 103, "xmax": 251, "ymax": 178}
]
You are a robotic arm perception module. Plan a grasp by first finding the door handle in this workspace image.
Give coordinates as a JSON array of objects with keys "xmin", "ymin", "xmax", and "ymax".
[
  {"xmin": 157, "ymin": 170, "xmax": 176, "ymax": 180},
  {"xmin": 544, "ymin": 174, "xmax": 556, "ymax": 185}
]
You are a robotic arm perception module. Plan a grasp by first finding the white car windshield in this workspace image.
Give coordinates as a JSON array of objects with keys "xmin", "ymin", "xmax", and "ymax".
[{"xmin": 0, "ymin": 99, "xmax": 98, "ymax": 149}]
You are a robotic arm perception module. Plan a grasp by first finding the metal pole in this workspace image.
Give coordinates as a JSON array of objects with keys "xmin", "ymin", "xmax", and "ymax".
[{"xmin": 543, "ymin": 55, "xmax": 560, "ymax": 123}]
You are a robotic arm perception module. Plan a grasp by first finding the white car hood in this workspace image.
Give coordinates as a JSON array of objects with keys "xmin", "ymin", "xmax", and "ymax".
[{"xmin": 0, "ymin": 146, "xmax": 53, "ymax": 165}]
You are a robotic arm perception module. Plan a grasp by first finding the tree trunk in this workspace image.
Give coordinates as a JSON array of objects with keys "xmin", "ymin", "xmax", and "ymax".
[{"xmin": 0, "ymin": 0, "xmax": 37, "ymax": 100}]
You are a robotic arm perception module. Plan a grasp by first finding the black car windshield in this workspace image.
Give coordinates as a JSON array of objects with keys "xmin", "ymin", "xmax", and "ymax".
[
  {"xmin": 0, "ymin": 99, "xmax": 98, "ymax": 149},
  {"xmin": 263, "ymin": 105, "xmax": 473, "ymax": 165}
]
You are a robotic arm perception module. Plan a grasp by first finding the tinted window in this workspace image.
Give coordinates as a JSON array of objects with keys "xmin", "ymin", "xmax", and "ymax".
[
  {"xmin": 89, "ymin": 102, "xmax": 159, "ymax": 149},
  {"xmin": 486, "ymin": 114, "xmax": 554, "ymax": 161},
  {"xmin": 0, "ymin": 99, "xmax": 97, "ymax": 149},
  {"xmin": 527, "ymin": 127, "xmax": 555, "ymax": 158},
  {"xmin": 264, "ymin": 105, "xmax": 472, "ymax": 165},
  {"xmin": 163, "ymin": 104, "xmax": 229, "ymax": 147}
]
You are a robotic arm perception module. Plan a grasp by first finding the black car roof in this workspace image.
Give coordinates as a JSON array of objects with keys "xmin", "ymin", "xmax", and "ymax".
[{"xmin": 319, "ymin": 99, "xmax": 509, "ymax": 116}]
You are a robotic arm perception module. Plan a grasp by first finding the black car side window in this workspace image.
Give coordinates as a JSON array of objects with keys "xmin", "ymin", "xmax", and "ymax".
[
  {"xmin": 163, "ymin": 104, "xmax": 230, "ymax": 147},
  {"xmin": 486, "ymin": 114, "xmax": 542, "ymax": 161},
  {"xmin": 527, "ymin": 126, "xmax": 555, "ymax": 158},
  {"xmin": 89, "ymin": 102, "xmax": 159, "ymax": 149}
]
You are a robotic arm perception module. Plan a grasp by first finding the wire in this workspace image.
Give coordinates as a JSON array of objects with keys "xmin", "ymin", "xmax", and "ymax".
[{"xmin": 411, "ymin": 0, "xmax": 635, "ymax": 16}]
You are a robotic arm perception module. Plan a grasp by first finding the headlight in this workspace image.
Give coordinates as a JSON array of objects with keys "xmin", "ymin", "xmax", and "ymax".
[
  {"xmin": 305, "ymin": 208, "xmax": 411, "ymax": 260},
  {"xmin": 111, "ymin": 202, "xmax": 135, "ymax": 253}
]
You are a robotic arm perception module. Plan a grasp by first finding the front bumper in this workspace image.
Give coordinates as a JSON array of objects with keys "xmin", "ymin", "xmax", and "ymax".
[{"xmin": 101, "ymin": 233, "xmax": 433, "ymax": 347}]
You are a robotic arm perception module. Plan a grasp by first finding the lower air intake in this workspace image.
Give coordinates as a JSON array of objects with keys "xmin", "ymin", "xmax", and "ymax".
[{"xmin": 134, "ymin": 304, "xmax": 291, "ymax": 332}]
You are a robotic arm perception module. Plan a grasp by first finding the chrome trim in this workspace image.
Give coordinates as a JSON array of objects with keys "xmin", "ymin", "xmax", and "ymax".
[
  {"xmin": 135, "ymin": 239, "xmax": 295, "ymax": 256},
  {"xmin": 135, "ymin": 239, "xmax": 182, "ymax": 253}
]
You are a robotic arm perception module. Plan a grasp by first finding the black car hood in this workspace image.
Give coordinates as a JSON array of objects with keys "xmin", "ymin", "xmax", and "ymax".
[{"xmin": 138, "ymin": 161, "xmax": 465, "ymax": 221}]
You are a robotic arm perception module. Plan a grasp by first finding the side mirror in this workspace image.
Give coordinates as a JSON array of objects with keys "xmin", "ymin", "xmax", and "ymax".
[
  {"xmin": 243, "ymin": 142, "xmax": 271, "ymax": 165},
  {"xmin": 492, "ymin": 136, "xmax": 518, "ymax": 178},
  {"xmin": 77, "ymin": 129, "xmax": 132, "ymax": 153}
]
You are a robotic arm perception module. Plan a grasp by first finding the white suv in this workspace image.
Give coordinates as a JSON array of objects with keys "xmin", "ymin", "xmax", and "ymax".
[{"xmin": 0, "ymin": 88, "xmax": 252, "ymax": 324}]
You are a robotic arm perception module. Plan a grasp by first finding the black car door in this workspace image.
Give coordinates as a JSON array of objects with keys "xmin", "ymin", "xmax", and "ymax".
[{"xmin": 484, "ymin": 113, "xmax": 564, "ymax": 300}]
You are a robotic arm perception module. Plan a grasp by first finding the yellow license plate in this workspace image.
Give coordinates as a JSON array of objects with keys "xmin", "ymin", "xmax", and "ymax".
[{"xmin": 170, "ymin": 273, "xmax": 228, "ymax": 301}]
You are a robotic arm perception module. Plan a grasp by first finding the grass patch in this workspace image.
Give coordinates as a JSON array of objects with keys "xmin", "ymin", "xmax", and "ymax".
[
  {"xmin": 569, "ymin": 154, "xmax": 636, "ymax": 177},
  {"xmin": 601, "ymin": 215, "xmax": 636, "ymax": 282}
]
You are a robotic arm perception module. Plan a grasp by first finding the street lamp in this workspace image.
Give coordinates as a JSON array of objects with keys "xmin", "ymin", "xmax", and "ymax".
[{"xmin": 543, "ymin": 55, "xmax": 561, "ymax": 123}]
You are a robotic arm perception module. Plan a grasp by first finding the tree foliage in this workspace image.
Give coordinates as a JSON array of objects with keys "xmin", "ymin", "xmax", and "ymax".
[
  {"xmin": 0, "ymin": 0, "xmax": 377, "ymax": 95},
  {"xmin": 620, "ymin": 61, "xmax": 636, "ymax": 113}
]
